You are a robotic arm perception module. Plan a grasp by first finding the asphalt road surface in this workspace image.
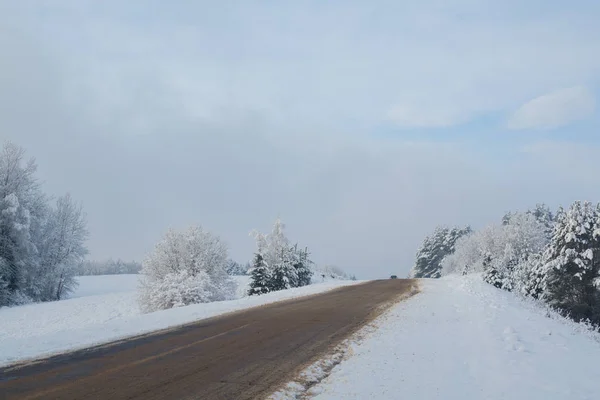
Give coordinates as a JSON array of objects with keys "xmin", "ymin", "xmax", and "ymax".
[{"xmin": 0, "ymin": 279, "xmax": 416, "ymax": 400}]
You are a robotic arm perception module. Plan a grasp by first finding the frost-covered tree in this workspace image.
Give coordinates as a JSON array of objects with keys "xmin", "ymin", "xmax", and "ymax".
[
  {"xmin": 293, "ymin": 245, "xmax": 313, "ymax": 287},
  {"xmin": 270, "ymin": 250, "xmax": 296, "ymax": 291},
  {"xmin": 254, "ymin": 218, "xmax": 290, "ymax": 269},
  {"xmin": 443, "ymin": 225, "xmax": 501, "ymax": 276},
  {"xmin": 225, "ymin": 259, "xmax": 247, "ymax": 275},
  {"xmin": 410, "ymin": 225, "xmax": 471, "ymax": 278},
  {"xmin": 527, "ymin": 203, "xmax": 555, "ymax": 235},
  {"xmin": 0, "ymin": 142, "xmax": 88, "ymax": 306},
  {"xmin": 528, "ymin": 201, "xmax": 600, "ymax": 323},
  {"xmin": 248, "ymin": 252, "xmax": 271, "ymax": 295},
  {"xmin": 483, "ymin": 213, "xmax": 549, "ymax": 291},
  {"xmin": 0, "ymin": 143, "xmax": 48, "ymax": 305},
  {"xmin": 0, "ymin": 144, "xmax": 41, "ymax": 302},
  {"xmin": 138, "ymin": 226, "xmax": 235, "ymax": 312},
  {"xmin": 442, "ymin": 213, "xmax": 548, "ymax": 292},
  {"xmin": 249, "ymin": 218, "xmax": 314, "ymax": 294},
  {"xmin": 33, "ymin": 194, "xmax": 88, "ymax": 301}
]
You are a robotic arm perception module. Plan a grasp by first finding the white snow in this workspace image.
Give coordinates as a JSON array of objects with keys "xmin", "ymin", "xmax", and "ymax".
[
  {"xmin": 274, "ymin": 275, "xmax": 600, "ymax": 400},
  {"xmin": 0, "ymin": 274, "xmax": 360, "ymax": 367}
]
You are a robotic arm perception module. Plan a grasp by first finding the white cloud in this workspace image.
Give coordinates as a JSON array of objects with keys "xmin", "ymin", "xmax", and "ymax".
[{"xmin": 508, "ymin": 86, "xmax": 596, "ymax": 130}]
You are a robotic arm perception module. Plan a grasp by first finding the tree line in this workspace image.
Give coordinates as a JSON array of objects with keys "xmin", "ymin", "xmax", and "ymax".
[
  {"xmin": 410, "ymin": 202, "xmax": 600, "ymax": 328},
  {"xmin": 79, "ymin": 259, "xmax": 142, "ymax": 275}
]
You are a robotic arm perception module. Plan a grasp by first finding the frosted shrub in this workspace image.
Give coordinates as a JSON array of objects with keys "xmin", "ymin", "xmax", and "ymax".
[
  {"xmin": 139, "ymin": 270, "xmax": 216, "ymax": 313},
  {"xmin": 138, "ymin": 226, "xmax": 236, "ymax": 313}
]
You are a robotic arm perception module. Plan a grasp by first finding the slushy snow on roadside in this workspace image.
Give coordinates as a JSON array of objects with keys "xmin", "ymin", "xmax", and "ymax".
[
  {"xmin": 274, "ymin": 275, "xmax": 600, "ymax": 400},
  {"xmin": 0, "ymin": 275, "xmax": 361, "ymax": 367}
]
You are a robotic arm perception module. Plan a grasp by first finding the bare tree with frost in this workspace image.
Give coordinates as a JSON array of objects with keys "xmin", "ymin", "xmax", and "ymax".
[{"xmin": 33, "ymin": 194, "xmax": 88, "ymax": 301}]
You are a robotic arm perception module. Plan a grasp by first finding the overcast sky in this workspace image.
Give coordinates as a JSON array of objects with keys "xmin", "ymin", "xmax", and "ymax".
[{"xmin": 1, "ymin": 1, "xmax": 600, "ymax": 278}]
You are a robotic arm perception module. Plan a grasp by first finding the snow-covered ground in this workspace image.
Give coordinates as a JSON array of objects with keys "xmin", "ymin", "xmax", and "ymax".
[
  {"xmin": 274, "ymin": 275, "xmax": 600, "ymax": 400},
  {"xmin": 0, "ymin": 274, "xmax": 360, "ymax": 367}
]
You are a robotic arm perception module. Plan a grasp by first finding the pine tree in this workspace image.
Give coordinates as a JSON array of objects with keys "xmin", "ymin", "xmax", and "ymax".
[
  {"xmin": 270, "ymin": 248, "xmax": 297, "ymax": 291},
  {"xmin": 293, "ymin": 245, "xmax": 313, "ymax": 287},
  {"xmin": 535, "ymin": 201, "xmax": 600, "ymax": 324},
  {"xmin": 527, "ymin": 203, "xmax": 554, "ymax": 229},
  {"xmin": 410, "ymin": 225, "xmax": 471, "ymax": 278},
  {"xmin": 250, "ymin": 218, "xmax": 315, "ymax": 292},
  {"xmin": 248, "ymin": 252, "xmax": 271, "ymax": 296},
  {"xmin": 524, "ymin": 206, "xmax": 566, "ymax": 299}
]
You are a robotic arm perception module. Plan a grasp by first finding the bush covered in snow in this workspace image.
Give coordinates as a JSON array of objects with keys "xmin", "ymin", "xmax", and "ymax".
[
  {"xmin": 138, "ymin": 226, "xmax": 236, "ymax": 313},
  {"xmin": 138, "ymin": 270, "xmax": 218, "ymax": 312}
]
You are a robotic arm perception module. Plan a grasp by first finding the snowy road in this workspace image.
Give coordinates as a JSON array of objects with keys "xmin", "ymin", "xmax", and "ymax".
[{"xmin": 0, "ymin": 279, "xmax": 416, "ymax": 400}]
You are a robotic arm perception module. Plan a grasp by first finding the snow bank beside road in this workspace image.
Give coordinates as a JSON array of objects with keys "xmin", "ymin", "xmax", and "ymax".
[
  {"xmin": 0, "ymin": 275, "xmax": 360, "ymax": 367},
  {"xmin": 278, "ymin": 275, "xmax": 600, "ymax": 400}
]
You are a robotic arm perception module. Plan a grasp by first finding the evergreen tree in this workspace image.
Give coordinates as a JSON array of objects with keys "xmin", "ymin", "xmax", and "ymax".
[
  {"xmin": 410, "ymin": 225, "xmax": 471, "ymax": 278},
  {"xmin": 248, "ymin": 252, "xmax": 271, "ymax": 296},
  {"xmin": 249, "ymin": 218, "xmax": 315, "ymax": 293},
  {"xmin": 293, "ymin": 245, "xmax": 313, "ymax": 287},
  {"xmin": 225, "ymin": 259, "xmax": 247, "ymax": 275},
  {"xmin": 527, "ymin": 203, "xmax": 554, "ymax": 235},
  {"xmin": 270, "ymin": 248, "xmax": 297, "ymax": 291},
  {"xmin": 534, "ymin": 201, "xmax": 600, "ymax": 324}
]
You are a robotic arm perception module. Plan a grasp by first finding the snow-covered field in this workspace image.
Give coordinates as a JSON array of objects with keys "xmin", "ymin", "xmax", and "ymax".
[
  {"xmin": 0, "ymin": 274, "xmax": 360, "ymax": 367},
  {"xmin": 274, "ymin": 275, "xmax": 600, "ymax": 400}
]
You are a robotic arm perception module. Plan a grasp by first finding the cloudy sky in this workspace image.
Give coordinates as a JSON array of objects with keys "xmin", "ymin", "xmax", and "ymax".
[{"xmin": 1, "ymin": 1, "xmax": 599, "ymax": 278}]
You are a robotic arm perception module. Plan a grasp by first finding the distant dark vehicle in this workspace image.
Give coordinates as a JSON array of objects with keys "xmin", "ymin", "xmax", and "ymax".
[{"xmin": 390, "ymin": 275, "xmax": 397, "ymax": 279}]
